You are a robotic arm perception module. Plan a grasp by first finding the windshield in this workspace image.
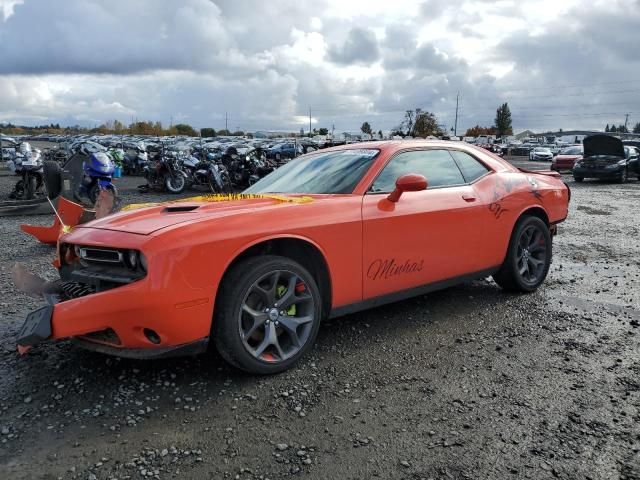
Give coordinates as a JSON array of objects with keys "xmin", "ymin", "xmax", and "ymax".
[
  {"xmin": 245, "ymin": 149, "xmax": 379, "ymax": 194},
  {"xmin": 560, "ymin": 146, "xmax": 583, "ymax": 155}
]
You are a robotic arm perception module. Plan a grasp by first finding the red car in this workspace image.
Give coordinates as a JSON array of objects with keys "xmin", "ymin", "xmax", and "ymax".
[
  {"xmin": 551, "ymin": 145, "xmax": 583, "ymax": 172},
  {"xmin": 17, "ymin": 141, "xmax": 570, "ymax": 374}
]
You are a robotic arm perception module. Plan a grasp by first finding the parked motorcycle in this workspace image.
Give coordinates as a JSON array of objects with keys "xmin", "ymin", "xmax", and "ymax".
[
  {"xmin": 122, "ymin": 145, "xmax": 148, "ymax": 175},
  {"xmin": 8, "ymin": 142, "xmax": 44, "ymax": 200},
  {"xmin": 76, "ymin": 151, "xmax": 118, "ymax": 204},
  {"xmin": 182, "ymin": 152, "xmax": 232, "ymax": 193},
  {"xmin": 220, "ymin": 146, "xmax": 270, "ymax": 188},
  {"xmin": 139, "ymin": 149, "xmax": 187, "ymax": 194}
]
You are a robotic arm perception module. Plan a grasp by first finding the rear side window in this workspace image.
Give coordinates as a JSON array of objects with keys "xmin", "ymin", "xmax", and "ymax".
[
  {"xmin": 370, "ymin": 149, "xmax": 466, "ymax": 192},
  {"xmin": 449, "ymin": 150, "xmax": 490, "ymax": 183}
]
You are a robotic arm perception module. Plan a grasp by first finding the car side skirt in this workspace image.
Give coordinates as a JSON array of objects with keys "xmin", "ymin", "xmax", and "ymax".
[{"xmin": 329, "ymin": 267, "xmax": 500, "ymax": 319}]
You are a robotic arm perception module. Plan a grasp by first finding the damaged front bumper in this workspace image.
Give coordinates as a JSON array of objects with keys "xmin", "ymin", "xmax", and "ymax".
[{"xmin": 16, "ymin": 236, "xmax": 215, "ymax": 359}]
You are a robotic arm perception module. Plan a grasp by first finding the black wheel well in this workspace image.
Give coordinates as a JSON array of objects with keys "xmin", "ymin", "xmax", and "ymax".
[
  {"xmin": 519, "ymin": 207, "xmax": 549, "ymax": 226},
  {"xmin": 221, "ymin": 238, "xmax": 332, "ymax": 317}
]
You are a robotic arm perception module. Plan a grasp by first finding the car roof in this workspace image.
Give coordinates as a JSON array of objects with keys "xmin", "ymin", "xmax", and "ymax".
[{"xmin": 317, "ymin": 140, "xmax": 515, "ymax": 175}]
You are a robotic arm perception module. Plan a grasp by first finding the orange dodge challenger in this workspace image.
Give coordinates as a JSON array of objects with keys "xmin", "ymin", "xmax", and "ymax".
[{"xmin": 17, "ymin": 141, "xmax": 570, "ymax": 374}]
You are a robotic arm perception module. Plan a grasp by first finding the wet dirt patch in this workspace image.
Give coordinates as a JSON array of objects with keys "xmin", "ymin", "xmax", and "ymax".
[{"xmin": 577, "ymin": 205, "xmax": 613, "ymax": 215}]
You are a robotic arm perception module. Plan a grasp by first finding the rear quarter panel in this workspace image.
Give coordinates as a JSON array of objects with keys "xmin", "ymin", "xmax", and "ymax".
[{"xmin": 473, "ymin": 171, "xmax": 569, "ymax": 266}]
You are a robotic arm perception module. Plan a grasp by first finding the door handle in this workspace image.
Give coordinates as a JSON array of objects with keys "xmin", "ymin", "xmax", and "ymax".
[{"xmin": 462, "ymin": 194, "xmax": 476, "ymax": 202}]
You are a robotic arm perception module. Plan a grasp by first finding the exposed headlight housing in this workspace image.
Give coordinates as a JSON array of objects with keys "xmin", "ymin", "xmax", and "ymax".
[
  {"xmin": 139, "ymin": 252, "xmax": 148, "ymax": 273},
  {"xmin": 127, "ymin": 250, "xmax": 138, "ymax": 269}
]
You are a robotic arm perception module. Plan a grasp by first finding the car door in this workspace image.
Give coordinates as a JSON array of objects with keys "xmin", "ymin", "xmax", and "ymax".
[{"xmin": 361, "ymin": 148, "xmax": 491, "ymax": 300}]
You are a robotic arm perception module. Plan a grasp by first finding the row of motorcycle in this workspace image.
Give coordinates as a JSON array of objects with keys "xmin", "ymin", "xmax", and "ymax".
[
  {"xmin": 4, "ymin": 140, "xmax": 281, "ymax": 204},
  {"xmin": 6, "ymin": 141, "xmax": 118, "ymax": 204},
  {"xmin": 134, "ymin": 144, "xmax": 279, "ymax": 195}
]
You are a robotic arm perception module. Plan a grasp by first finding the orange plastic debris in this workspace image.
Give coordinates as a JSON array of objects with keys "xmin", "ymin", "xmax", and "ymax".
[{"xmin": 20, "ymin": 197, "xmax": 89, "ymax": 245}]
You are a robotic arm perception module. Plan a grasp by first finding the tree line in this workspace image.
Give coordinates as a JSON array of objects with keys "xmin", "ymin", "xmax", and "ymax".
[
  {"xmin": 605, "ymin": 123, "xmax": 640, "ymax": 134},
  {"xmin": 0, "ymin": 120, "xmax": 247, "ymax": 138}
]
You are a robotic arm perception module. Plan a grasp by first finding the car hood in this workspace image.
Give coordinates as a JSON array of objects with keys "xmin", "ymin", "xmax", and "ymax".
[
  {"xmin": 78, "ymin": 195, "xmax": 317, "ymax": 235},
  {"xmin": 583, "ymin": 135, "xmax": 625, "ymax": 158}
]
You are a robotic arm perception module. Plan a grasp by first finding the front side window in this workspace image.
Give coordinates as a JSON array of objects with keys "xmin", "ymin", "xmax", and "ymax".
[{"xmin": 370, "ymin": 149, "xmax": 465, "ymax": 193}]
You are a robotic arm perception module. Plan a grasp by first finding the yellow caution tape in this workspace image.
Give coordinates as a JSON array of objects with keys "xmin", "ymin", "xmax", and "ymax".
[{"xmin": 121, "ymin": 193, "xmax": 314, "ymax": 212}]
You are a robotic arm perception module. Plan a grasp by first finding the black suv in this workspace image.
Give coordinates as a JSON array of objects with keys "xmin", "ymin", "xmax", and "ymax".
[{"xmin": 573, "ymin": 135, "xmax": 640, "ymax": 183}]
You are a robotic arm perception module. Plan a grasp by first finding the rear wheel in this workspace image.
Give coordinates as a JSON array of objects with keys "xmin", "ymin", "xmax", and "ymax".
[
  {"xmin": 25, "ymin": 174, "xmax": 36, "ymax": 200},
  {"xmin": 573, "ymin": 175, "xmax": 583, "ymax": 183},
  {"xmin": 43, "ymin": 161, "xmax": 62, "ymax": 199},
  {"xmin": 213, "ymin": 255, "xmax": 322, "ymax": 374},
  {"xmin": 493, "ymin": 216, "xmax": 552, "ymax": 292}
]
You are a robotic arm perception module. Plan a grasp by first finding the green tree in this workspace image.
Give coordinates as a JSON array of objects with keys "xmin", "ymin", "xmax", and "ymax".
[
  {"xmin": 318, "ymin": 127, "xmax": 329, "ymax": 135},
  {"xmin": 360, "ymin": 121, "xmax": 373, "ymax": 137},
  {"xmin": 201, "ymin": 128, "xmax": 216, "ymax": 137},
  {"xmin": 633, "ymin": 122, "xmax": 640, "ymax": 134},
  {"xmin": 412, "ymin": 110, "xmax": 441, "ymax": 137},
  {"xmin": 232, "ymin": 130, "xmax": 245, "ymax": 136},
  {"xmin": 172, "ymin": 123, "xmax": 197, "ymax": 136},
  {"xmin": 378, "ymin": 129, "xmax": 383, "ymax": 139},
  {"xmin": 494, "ymin": 103, "xmax": 513, "ymax": 136},
  {"xmin": 217, "ymin": 129, "xmax": 231, "ymax": 136},
  {"xmin": 605, "ymin": 124, "xmax": 610, "ymax": 132}
]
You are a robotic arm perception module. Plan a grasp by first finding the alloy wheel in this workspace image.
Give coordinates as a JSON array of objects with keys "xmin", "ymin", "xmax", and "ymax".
[
  {"xmin": 516, "ymin": 224, "xmax": 548, "ymax": 284},
  {"xmin": 238, "ymin": 270, "xmax": 315, "ymax": 363}
]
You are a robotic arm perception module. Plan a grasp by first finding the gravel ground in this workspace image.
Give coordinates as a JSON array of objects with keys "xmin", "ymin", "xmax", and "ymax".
[{"xmin": 0, "ymin": 157, "xmax": 639, "ymax": 480}]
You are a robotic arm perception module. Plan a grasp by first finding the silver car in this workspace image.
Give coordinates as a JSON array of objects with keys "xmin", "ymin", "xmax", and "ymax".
[{"xmin": 530, "ymin": 147, "xmax": 553, "ymax": 162}]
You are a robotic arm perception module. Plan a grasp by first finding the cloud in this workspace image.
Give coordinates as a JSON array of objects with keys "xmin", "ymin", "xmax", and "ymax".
[
  {"xmin": 0, "ymin": 0, "xmax": 22, "ymax": 21},
  {"xmin": 0, "ymin": 0, "xmax": 638, "ymax": 133},
  {"xmin": 328, "ymin": 27, "xmax": 380, "ymax": 65}
]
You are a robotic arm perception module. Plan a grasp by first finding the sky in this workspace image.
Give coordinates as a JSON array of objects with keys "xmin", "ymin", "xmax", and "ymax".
[{"xmin": 0, "ymin": 0, "xmax": 639, "ymax": 134}]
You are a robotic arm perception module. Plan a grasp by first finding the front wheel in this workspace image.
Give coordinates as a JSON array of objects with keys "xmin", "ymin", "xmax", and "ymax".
[
  {"xmin": 493, "ymin": 216, "xmax": 552, "ymax": 292},
  {"xmin": 89, "ymin": 183, "xmax": 117, "ymax": 204},
  {"xmin": 618, "ymin": 168, "xmax": 628, "ymax": 184},
  {"xmin": 213, "ymin": 255, "xmax": 322, "ymax": 374},
  {"xmin": 165, "ymin": 172, "xmax": 186, "ymax": 193}
]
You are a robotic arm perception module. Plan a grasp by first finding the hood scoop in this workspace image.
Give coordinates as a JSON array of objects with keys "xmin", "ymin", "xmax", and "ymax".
[{"xmin": 163, "ymin": 205, "xmax": 200, "ymax": 213}]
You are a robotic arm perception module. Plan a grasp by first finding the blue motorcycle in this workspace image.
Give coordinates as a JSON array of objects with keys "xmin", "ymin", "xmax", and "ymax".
[{"xmin": 76, "ymin": 151, "xmax": 117, "ymax": 204}]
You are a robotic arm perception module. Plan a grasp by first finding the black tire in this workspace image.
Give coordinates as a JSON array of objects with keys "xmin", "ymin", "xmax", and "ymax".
[
  {"xmin": 493, "ymin": 215, "xmax": 552, "ymax": 293},
  {"xmin": 165, "ymin": 173, "xmax": 186, "ymax": 193},
  {"xmin": 88, "ymin": 182, "xmax": 100, "ymax": 204},
  {"xmin": 573, "ymin": 176, "xmax": 583, "ymax": 183},
  {"xmin": 25, "ymin": 174, "xmax": 36, "ymax": 200},
  {"xmin": 213, "ymin": 255, "xmax": 322, "ymax": 374},
  {"xmin": 43, "ymin": 161, "xmax": 62, "ymax": 199},
  {"xmin": 618, "ymin": 168, "xmax": 628, "ymax": 184}
]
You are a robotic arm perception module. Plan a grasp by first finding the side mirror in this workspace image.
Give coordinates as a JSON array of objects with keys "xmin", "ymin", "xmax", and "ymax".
[{"xmin": 387, "ymin": 173, "xmax": 428, "ymax": 202}]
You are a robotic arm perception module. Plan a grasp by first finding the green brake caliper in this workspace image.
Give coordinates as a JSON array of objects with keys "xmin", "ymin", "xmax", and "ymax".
[{"xmin": 276, "ymin": 284, "xmax": 296, "ymax": 316}]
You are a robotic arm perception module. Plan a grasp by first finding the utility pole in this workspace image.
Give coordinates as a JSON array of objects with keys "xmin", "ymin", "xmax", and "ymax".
[
  {"xmin": 624, "ymin": 113, "xmax": 629, "ymax": 132},
  {"xmin": 225, "ymin": 112, "xmax": 228, "ymax": 132},
  {"xmin": 309, "ymin": 107, "xmax": 312, "ymax": 137},
  {"xmin": 454, "ymin": 91, "xmax": 459, "ymax": 137}
]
